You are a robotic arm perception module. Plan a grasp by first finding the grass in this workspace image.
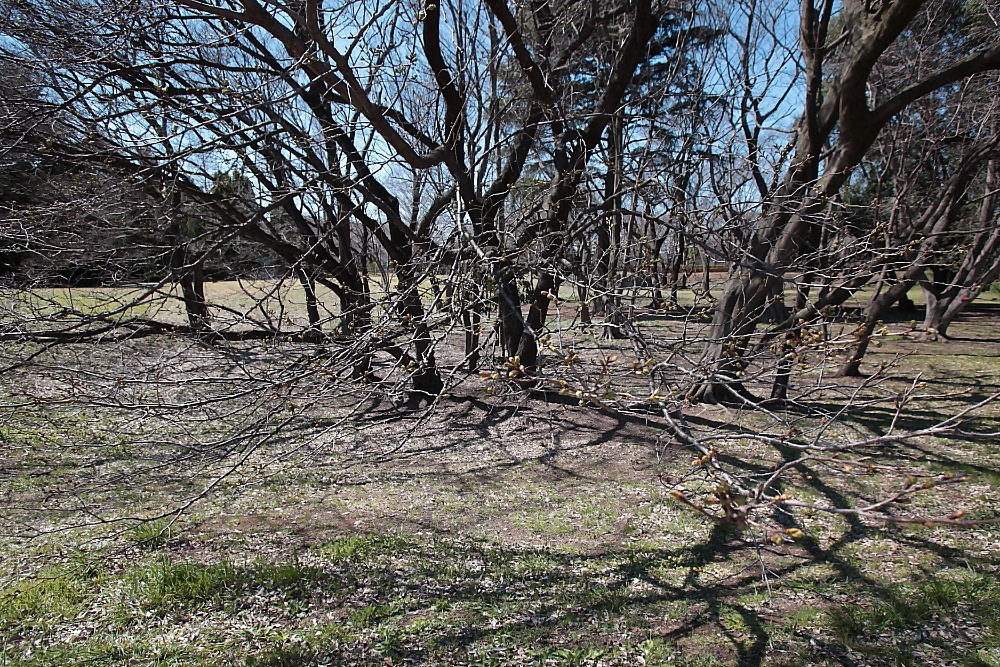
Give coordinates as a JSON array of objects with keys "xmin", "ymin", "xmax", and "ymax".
[
  {"xmin": 6, "ymin": 275, "xmax": 942, "ymax": 333},
  {"xmin": 1, "ymin": 281, "xmax": 998, "ymax": 665},
  {"xmin": 2, "ymin": 512, "xmax": 999, "ymax": 665},
  {"xmin": 130, "ymin": 518, "xmax": 177, "ymax": 548},
  {"xmin": 0, "ymin": 565, "xmax": 94, "ymax": 635},
  {"xmin": 117, "ymin": 558, "xmax": 330, "ymax": 619},
  {"xmin": 826, "ymin": 572, "xmax": 1000, "ymax": 665},
  {"xmin": 829, "ymin": 573, "xmax": 997, "ymax": 636},
  {"xmin": 316, "ymin": 534, "xmax": 415, "ymax": 562}
]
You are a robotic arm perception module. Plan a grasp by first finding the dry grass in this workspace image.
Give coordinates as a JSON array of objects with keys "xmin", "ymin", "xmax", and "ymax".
[{"xmin": 0, "ymin": 283, "xmax": 998, "ymax": 665}]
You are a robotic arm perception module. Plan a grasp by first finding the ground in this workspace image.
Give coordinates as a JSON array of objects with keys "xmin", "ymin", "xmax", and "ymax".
[{"xmin": 0, "ymin": 284, "xmax": 998, "ymax": 665}]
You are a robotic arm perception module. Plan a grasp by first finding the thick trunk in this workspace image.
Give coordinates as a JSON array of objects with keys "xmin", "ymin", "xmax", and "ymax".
[
  {"xmin": 496, "ymin": 265, "xmax": 525, "ymax": 360},
  {"xmin": 880, "ymin": 272, "xmax": 918, "ymax": 313},
  {"xmin": 700, "ymin": 249, "xmax": 711, "ymax": 297},
  {"xmin": 920, "ymin": 158, "xmax": 1000, "ymax": 338},
  {"xmin": 770, "ymin": 329, "xmax": 799, "ymax": 402},
  {"xmin": 936, "ymin": 286, "xmax": 985, "ymax": 336},
  {"xmin": 896, "ymin": 291, "xmax": 918, "ymax": 313},
  {"xmin": 935, "ymin": 277, "xmax": 1000, "ymax": 338},
  {"xmin": 836, "ymin": 319, "xmax": 877, "ymax": 377},
  {"xmin": 648, "ymin": 235, "xmax": 667, "ymax": 309},
  {"xmin": 297, "ymin": 266, "xmax": 322, "ymax": 339},
  {"xmin": 338, "ymin": 287, "xmax": 369, "ymax": 336},
  {"xmin": 178, "ymin": 263, "xmax": 209, "ymax": 332},
  {"xmin": 688, "ymin": 0, "xmax": 999, "ymax": 400},
  {"xmin": 495, "ymin": 269, "xmax": 559, "ymax": 380},
  {"xmin": 593, "ymin": 113, "xmax": 623, "ymax": 318},
  {"xmin": 767, "ymin": 285, "xmax": 794, "ymax": 400},
  {"xmin": 691, "ymin": 119, "xmax": 969, "ymax": 398},
  {"xmin": 688, "ymin": 269, "xmax": 772, "ymax": 403},
  {"xmin": 396, "ymin": 266, "xmax": 443, "ymax": 404},
  {"xmin": 603, "ymin": 308, "xmax": 630, "ymax": 340},
  {"xmin": 591, "ymin": 223, "xmax": 613, "ymax": 317},
  {"xmin": 920, "ymin": 282, "xmax": 948, "ymax": 339},
  {"xmin": 167, "ymin": 218, "xmax": 210, "ymax": 333},
  {"xmin": 838, "ymin": 162, "xmax": 981, "ymax": 372},
  {"xmin": 520, "ymin": 272, "xmax": 559, "ymax": 374}
]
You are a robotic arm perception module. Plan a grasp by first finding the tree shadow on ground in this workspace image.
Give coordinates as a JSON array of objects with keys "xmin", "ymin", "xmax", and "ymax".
[
  {"xmin": 282, "ymin": 518, "xmax": 914, "ymax": 666},
  {"xmin": 264, "ymin": 407, "xmax": 965, "ymax": 664},
  {"xmin": 184, "ymin": 317, "xmax": 999, "ymax": 663}
]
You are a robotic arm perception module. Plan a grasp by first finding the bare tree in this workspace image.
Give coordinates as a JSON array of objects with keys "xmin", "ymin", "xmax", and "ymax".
[
  {"xmin": 690, "ymin": 0, "xmax": 1000, "ymax": 403},
  {"xmin": 1, "ymin": 0, "xmax": 998, "ymax": 553}
]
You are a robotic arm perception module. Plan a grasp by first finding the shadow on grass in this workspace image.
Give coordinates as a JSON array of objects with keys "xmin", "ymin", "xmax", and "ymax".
[
  {"xmin": 231, "ymin": 519, "xmax": 996, "ymax": 666},
  {"xmin": 277, "ymin": 527, "xmax": 800, "ymax": 665},
  {"xmin": 7, "ymin": 466, "xmax": 995, "ymax": 666}
]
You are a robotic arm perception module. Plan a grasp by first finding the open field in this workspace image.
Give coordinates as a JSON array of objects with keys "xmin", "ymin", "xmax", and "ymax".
[
  {"xmin": 11, "ymin": 274, "xmax": 997, "ymax": 329},
  {"xmin": 1, "ymin": 284, "xmax": 999, "ymax": 665}
]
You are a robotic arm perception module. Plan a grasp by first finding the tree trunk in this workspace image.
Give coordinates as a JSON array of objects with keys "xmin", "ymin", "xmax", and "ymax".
[
  {"xmin": 920, "ymin": 157, "xmax": 1000, "ymax": 338},
  {"xmin": 688, "ymin": 268, "xmax": 765, "ymax": 403},
  {"xmin": 700, "ymin": 249, "xmax": 711, "ymax": 298},
  {"xmin": 296, "ymin": 266, "xmax": 322, "ymax": 339},
  {"xmin": 462, "ymin": 304, "xmax": 481, "ymax": 371},
  {"xmin": 920, "ymin": 280, "xmax": 948, "ymax": 340},
  {"xmin": 770, "ymin": 332, "xmax": 798, "ymax": 402},
  {"xmin": 648, "ymin": 235, "xmax": 667, "ymax": 309},
  {"xmin": 396, "ymin": 264, "xmax": 443, "ymax": 404},
  {"xmin": 577, "ymin": 283, "xmax": 592, "ymax": 324},
  {"xmin": 167, "ymin": 219, "xmax": 210, "ymax": 333},
  {"xmin": 668, "ymin": 231, "xmax": 685, "ymax": 308},
  {"xmin": 838, "ymin": 275, "xmax": 918, "ymax": 376},
  {"xmin": 592, "ymin": 226, "xmax": 611, "ymax": 317},
  {"xmin": 836, "ymin": 318, "xmax": 877, "ymax": 377}
]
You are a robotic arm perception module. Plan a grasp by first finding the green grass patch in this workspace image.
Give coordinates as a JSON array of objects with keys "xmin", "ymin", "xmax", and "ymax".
[
  {"xmin": 828, "ymin": 571, "xmax": 1000, "ymax": 663},
  {"xmin": 129, "ymin": 518, "xmax": 178, "ymax": 549},
  {"xmin": 0, "ymin": 565, "xmax": 95, "ymax": 636},
  {"xmin": 1, "ymin": 635, "xmax": 200, "ymax": 666},
  {"xmin": 240, "ymin": 623, "xmax": 357, "ymax": 666},
  {"xmin": 315, "ymin": 533, "xmax": 415, "ymax": 562},
  {"xmin": 117, "ymin": 558, "xmax": 329, "ymax": 619}
]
